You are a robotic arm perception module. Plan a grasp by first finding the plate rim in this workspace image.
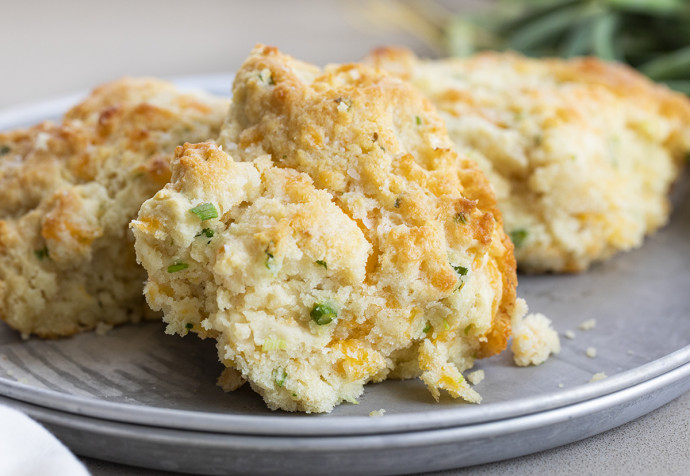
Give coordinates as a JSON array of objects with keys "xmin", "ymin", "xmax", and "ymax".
[{"xmin": 0, "ymin": 344, "xmax": 687, "ymax": 436}]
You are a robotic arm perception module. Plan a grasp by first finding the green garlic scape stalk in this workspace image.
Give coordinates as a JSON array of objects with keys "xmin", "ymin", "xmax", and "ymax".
[{"xmin": 363, "ymin": 0, "xmax": 690, "ymax": 93}]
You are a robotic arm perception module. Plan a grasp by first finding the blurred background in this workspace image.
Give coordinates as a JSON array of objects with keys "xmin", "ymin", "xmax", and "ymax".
[
  {"xmin": 3, "ymin": 0, "xmax": 688, "ymax": 108},
  {"xmin": 0, "ymin": 0, "xmax": 442, "ymax": 107}
]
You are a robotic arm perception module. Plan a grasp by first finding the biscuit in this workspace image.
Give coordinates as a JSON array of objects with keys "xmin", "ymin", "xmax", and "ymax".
[
  {"xmin": 364, "ymin": 48, "xmax": 690, "ymax": 272},
  {"xmin": 132, "ymin": 46, "xmax": 523, "ymax": 413},
  {"xmin": 0, "ymin": 78, "xmax": 229, "ymax": 337}
]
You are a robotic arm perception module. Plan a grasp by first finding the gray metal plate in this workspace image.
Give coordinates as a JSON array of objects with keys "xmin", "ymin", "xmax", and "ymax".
[{"xmin": 0, "ymin": 76, "xmax": 688, "ymax": 473}]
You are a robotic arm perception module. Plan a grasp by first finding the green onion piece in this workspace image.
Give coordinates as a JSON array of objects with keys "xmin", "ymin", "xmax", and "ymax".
[
  {"xmin": 0, "ymin": 145, "xmax": 10, "ymax": 156},
  {"xmin": 443, "ymin": 319, "xmax": 450, "ymax": 330},
  {"xmin": 415, "ymin": 115, "xmax": 422, "ymax": 125},
  {"xmin": 185, "ymin": 323, "xmax": 194, "ymax": 330},
  {"xmin": 315, "ymin": 260, "xmax": 328, "ymax": 269},
  {"xmin": 273, "ymin": 368, "xmax": 288, "ymax": 387},
  {"xmin": 509, "ymin": 229, "xmax": 529, "ymax": 248},
  {"xmin": 310, "ymin": 302, "xmax": 337, "ymax": 325},
  {"xmin": 454, "ymin": 212, "xmax": 467, "ymax": 224},
  {"xmin": 34, "ymin": 246, "xmax": 49, "ymax": 261},
  {"xmin": 265, "ymin": 250, "xmax": 275, "ymax": 270},
  {"xmin": 190, "ymin": 203, "xmax": 218, "ymax": 221},
  {"xmin": 423, "ymin": 322, "xmax": 431, "ymax": 334},
  {"xmin": 201, "ymin": 228, "xmax": 214, "ymax": 238},
  {"xmin": 167, "ymin": 261, "xmax": 189, "ymax": 273},
  {"xmin": 453, "ymin": 265, "xmax": 469, "ymax": 276},
  {"xmin": 263, "ymin": 337, "xmax": 287, "ymax": 352},
  {"xmin": 258, "ymin": 69, "xmax": 275, "ymax": 85}
]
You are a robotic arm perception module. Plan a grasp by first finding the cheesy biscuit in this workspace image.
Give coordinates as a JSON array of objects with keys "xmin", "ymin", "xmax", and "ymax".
[
  {"xmin": 365, "ymin": 48, "xmax": 690, "ymax": 272},
  {"xmin": 132, "ymin": 46, "xmax": 523, "ymax": 413},
  {"xmin": 0, "ymin": 78, "xmax": 229, "ymax": 337}
]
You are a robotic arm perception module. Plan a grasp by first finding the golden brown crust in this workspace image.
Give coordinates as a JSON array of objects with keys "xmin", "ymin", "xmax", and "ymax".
[{"xmin": 0, "ymin": 78, "xmax": 229, "ymax": 337}]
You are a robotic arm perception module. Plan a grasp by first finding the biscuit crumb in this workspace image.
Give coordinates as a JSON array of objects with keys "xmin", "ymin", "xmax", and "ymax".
[
  {"xmin": 564, "ymin": 330, "xmax": 576, "ymax": 340},
  {"xmin": 217, "ymin": 367, "xmax": 246, "ymax": 392},
  {"xmin": 369, "ymin": 409, "xmax": 386, "ymax": 417},
  {"xmin": 467, "ymin": 369, "xmax": 485, "ymax": 385},
  {"xmin": 590, "ymin": 372, "xmax": 607, "ymax": 382},
  {"xmin": 578, "ymin": 319, "xmax": 597, "ymax": 331},
  {"xmin": 586, "ymin": 347, "xmax": 597, "ymax": 358},
  {"xmin": 511, "ymin": 313, "xmax": 561, "ymax": 366},
  {"xmin": 95, "ymin": 322, "xmax": 113, "ymax": 336}
]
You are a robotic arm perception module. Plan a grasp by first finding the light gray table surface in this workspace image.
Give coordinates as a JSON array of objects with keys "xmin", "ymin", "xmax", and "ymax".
[{"xmin": 2, "ymin": 1, "xmax": 688, "ymax": 475}]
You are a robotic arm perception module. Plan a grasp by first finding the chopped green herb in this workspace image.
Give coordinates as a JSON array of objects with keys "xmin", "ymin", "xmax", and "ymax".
[
  {"xmin": 310, "ymin": 302, "xmax": 337, "ymax": 325},
  {"xmin": 200, "ymin": 228, "xmax": 214, "ymax": 238},
  {"xmin": 0, "ymin": 145, "xmax": 10, "ymax": 156},
  {"xmin": 273, "ymin": 368, "xmax": 288, "ymax": 387},
  {"xmin": 258, "ymin": 69, "xmax": 275, "ymax": 85},
  {"xmin": 167, "ymin": 261, "xmax": 189, "ymax": 273},
  {"xmin": 443, "ymin": 319, "xmax": 450, "ymax": 330},
  {"xmin": 454, "ymin": 212, "xmax": 467, "ymax": 224},
  {"xmin": 315, "ymin": 259, "xmax": 328, "ymax": 269},
  {"xmin": 185, "ymin": 323, "xmax": 194, "ymax": 330},
  {"xmin": 190, "ymin": 203, "xmax": 218, "ymax": 221},
  {"xmin": 423, "ymin": 322, "xmax": 431, "ymax": 334},
  {"xmin": 509, "ymin": 229, "xmax": 529, "ymax": 248},
  {"xmin": 262, "ymin": 337, "xmax": 287, "ymax": 352},
  {"xmin": 394, "ymin": 197, "xmax": 402, "ymax": 208},
  {"xmin": 453, "ymin": 265, "xmax": 469, "ymax": 276},
  {"xmin": 415, "ymin": 115, "xmax": 422, "ymax": 125},
  {"xmin": 265, "ymin": 250, "xmax": 275, "ymax": 270},
  {"xmin": 464, "ymin": 324, "xmax": 472, "ymax": 336},
  {"xmin": 34, "ymin": 246, "xmax": 49, "ymax": 261},
  {"xmin": 458, "ymin": 374, "xmax": 465, "ymax": 384},
  {"xmin": 292, "ymin": 392, "xmax": 298, "ymax": 397}
]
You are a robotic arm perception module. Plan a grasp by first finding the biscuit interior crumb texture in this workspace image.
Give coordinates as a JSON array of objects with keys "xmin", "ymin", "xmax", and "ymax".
[
  {"xmin": 511, "ymin": 311, "xmax": 561, "ymax": 367},
  {"xmin": 0, "ymin": 78, "xmax": 229, "ymax": 337},
  {"xmin": 132, "ymin": 45, "xmax": 524, "ymax": 413},
  {"xmin": 365, "ymin": 48, "xmax": 690, "ymax": 272}
]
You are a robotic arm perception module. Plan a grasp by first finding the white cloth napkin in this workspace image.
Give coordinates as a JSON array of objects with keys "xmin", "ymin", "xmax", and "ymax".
[{"xmin": 0, "ymin": 405, "xmax": 90, "ymax": 476}]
